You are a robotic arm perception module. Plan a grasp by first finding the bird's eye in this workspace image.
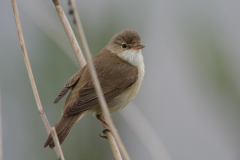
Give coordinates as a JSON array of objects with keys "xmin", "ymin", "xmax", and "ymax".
[{"xmin": 121, "ymin": 43, "xmax": 127, "ymax": 49}]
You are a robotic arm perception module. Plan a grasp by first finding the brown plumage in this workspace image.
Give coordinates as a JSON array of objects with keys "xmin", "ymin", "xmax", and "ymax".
[{"xmin": 44, "ymin": 30, "xmax": 144, "ymax": 148}]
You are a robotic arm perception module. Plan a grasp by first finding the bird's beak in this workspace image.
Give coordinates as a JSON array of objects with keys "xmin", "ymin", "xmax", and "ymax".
[{"xmin": 132, "ymin": 45, "xmax": 145, "ymax": 50}]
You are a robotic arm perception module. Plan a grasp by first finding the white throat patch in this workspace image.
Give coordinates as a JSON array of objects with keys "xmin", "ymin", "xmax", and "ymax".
[{"xmin": 117, "ymin": 49, "xmax": 144, "ymax": 67}]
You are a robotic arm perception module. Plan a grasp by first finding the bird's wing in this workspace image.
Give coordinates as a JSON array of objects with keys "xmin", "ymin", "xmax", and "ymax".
[
  {"xmin": 63, "ymin": 50, "xmax": 138, "ymax": 116},
  {"xmin": 53, "ymin": 66, "xmax": 86, "ymax": 104}
]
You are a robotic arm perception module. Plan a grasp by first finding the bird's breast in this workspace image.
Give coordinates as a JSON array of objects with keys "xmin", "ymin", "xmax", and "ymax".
[{"xmin": 108, "ymin": 62, "xmax": 145, "ymax": 113}]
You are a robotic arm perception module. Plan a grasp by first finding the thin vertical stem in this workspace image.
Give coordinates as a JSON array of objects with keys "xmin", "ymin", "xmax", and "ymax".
[
  {"xmin": 52, "ymin": 0, "xmax": 86, "ymax": 68},
  {"xmin": 103, "ymin": 125, "xmax": 122, "ymax": 160},
  {"xmin": 11, "ymin": 0, "xmax": 51, "ymax": 134},
  {"xmin": 51, "ymin": 128, "xmax": 65, "ymax": 160},
  {"xmin": 69, "ymin": 0, "xmax": 130, "ymax": 159},
  {"xmin": 11, "ymin": 0, "xmax": 65, "ymax": 159}
]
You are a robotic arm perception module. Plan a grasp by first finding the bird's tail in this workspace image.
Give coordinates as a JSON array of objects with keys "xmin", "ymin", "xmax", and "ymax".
[{"xmin": 44, "ymin": 113, "xmax": 85, "ymax": 149}]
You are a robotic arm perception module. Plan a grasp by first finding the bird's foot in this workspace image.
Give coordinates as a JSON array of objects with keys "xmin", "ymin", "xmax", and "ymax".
[{"xmin": 99, "ymin": 129, "xmax": 111, "ymax": 139}]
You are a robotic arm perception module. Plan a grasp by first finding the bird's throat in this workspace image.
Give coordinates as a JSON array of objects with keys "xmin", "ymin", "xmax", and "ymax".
[{"xmin": 117, "ymin": 49, "xmax": 144, "ymax": 67}]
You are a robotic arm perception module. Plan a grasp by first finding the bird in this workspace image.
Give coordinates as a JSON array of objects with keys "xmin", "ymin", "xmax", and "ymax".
[{"xmin": 44, "ymin": 29, "xmax": 145, "ymax": 148}]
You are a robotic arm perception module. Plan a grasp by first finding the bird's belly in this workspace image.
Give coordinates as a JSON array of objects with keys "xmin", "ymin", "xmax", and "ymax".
[
  {"xmin": 91, "ymin": 80, "xmax": 142, "ymax": 116},
  {"xmin": 92, "ymin": 64, "xmax": 144, "ymax": 115},
  {"xmin": 108, "ymin": 83, "xmax": 141, "ymax": 113}
]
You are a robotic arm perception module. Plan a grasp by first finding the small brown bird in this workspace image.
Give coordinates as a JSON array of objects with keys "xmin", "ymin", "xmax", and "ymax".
[{"xmin": 44, "ymin": 29, "xmax": 145, "ymax": 148}]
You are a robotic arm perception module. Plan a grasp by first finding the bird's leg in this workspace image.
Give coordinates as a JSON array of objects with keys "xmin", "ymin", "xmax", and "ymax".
[
  {"xmin": 97, "ymin": 114, "xmax": 111, "ymax": 139},
  {"xmin": 96, "ymin": 114, "xmax": 110, "ymax": 128},
  {"xmin": 96, "ymin": 114, "xmax": 118, "ymax": 139}
]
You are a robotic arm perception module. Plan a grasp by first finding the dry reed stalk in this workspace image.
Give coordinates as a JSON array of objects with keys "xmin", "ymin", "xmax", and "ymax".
[
  {"xmin": 11, "ymin": 0, "xmax": 65, "ymax": 159},
  {"xmin": 51, "ymin": 128, "xmax": 65, "ymax": 160},
  {"xmin": 103, "ymin": 125, "xmax": 122, "ymax": 160},
  {"xmin": 69, "ymin": 0, "xmax": 123, "ymax": 159},
  {"xmin": 52, "ymin": 0, "xmax": 130, "ymax": 159},
  {"xmin": 52, "ymin": 0, "xmax": 86, "ymax": 68}
]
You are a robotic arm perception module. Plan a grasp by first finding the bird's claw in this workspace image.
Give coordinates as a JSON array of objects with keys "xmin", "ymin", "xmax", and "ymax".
[{"xmin": 99, "ymin": 129, "xmax": 111, "ymax": 139}]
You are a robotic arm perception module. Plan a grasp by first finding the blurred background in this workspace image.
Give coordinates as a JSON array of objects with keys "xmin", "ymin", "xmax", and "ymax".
[{"xmin": 1, "ymin": 0, "xmax": 240, "ymax": 159}]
